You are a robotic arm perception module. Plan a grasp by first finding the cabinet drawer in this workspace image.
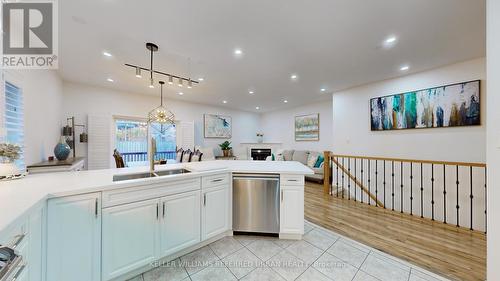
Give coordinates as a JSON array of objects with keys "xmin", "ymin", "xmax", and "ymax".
[
  {"xmin": 103, "ymin": 178, "xmax": 200, "ymax": 208},
  {"xmin": 202, "ymin": 173, "xmax": 230, "ymax": 189},
  {"xmin": 280, "ymin": 174, "xmax": 304, "ymax": 186}
]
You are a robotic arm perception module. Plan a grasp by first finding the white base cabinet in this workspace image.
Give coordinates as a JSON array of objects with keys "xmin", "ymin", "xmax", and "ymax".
[
  {"xmin": 202, "ymin": 185, "xmax": 230, "ymax": 240},
  {"xmin": 160, "ymin": 190, "xmax": 201, "ymax": 257},
  {"xmin": 46, "ymin": 192, "xmax": 101, "ymax": 281},
  {"xmin": 101, "ymin": 198, "xmax": 160, "ymax": 281},
  {"xmin": 280, "ymin": 175, "xmax": 305, "ymax": 235}
]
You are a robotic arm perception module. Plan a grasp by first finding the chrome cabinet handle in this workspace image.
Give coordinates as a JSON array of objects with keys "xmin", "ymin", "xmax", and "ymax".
[
  {"xmin": 95, "ymin": 198, "xmax": 99, "ymax": 218},
  {"xmin": 211, "ymin": 178, "xmax": 223, "ymax": 183},
  {"xmin": 288, "ymin": 179, "xmax": 298, "ymax": 182},
  {"xmin": 281, "ymin": 190, "xmax": 284, "ymax": 202},
  {"xmin": 203, "ymin": 194, "xmax": 206, "ymax": 206},
  {"xmin": 12, "ymin": 264, "xmax": 26, "ymax": 281},
  {"xmin": 162, "ymin": 202, "xmax": 166, "ymax": 218},
  {"xmin": 156, "ymin": 203, "xmax": 159, "ymax": 220}
]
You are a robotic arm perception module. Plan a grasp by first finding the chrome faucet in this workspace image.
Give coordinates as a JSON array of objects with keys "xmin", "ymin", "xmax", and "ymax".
[{"xmin": 149, "ymin": 136, "xmax": 156, "ymax": 173}]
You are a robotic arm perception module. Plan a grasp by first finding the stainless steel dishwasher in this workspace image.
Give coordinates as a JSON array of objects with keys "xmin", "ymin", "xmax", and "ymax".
[{"xmin": 233, "ymin": 173, "xmax": 280, "ymax": 234}]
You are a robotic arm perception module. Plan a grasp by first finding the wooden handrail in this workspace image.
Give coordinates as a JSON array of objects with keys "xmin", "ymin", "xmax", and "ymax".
[
  {"xmin": 331, "ymin": 157, "xmax": 385, "ymax": 207},
  {"xmin": 323, "ymin": 151, "xmax": 331, "ymax": 194},
  {"xmin": 330, "ymin": 154, "xmax": 486, "ymax": 168}
]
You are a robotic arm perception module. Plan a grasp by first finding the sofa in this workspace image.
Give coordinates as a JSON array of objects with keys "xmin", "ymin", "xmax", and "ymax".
[{"xmin": 269, "ymin": 150, "xmax": 325, "ymax": 182}]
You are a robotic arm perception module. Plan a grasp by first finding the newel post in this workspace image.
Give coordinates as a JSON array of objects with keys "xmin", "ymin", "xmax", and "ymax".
[{"xmin": 323, "ymin": 151, "xmax": 331, "ymax": 194}]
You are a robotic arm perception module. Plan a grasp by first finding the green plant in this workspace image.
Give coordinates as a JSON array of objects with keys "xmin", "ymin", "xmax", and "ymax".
[
  {"xmin": 0, "ymin": 143, "xmax": 21, "ymax": 161},
  {"xmin": 219, "ymin": 141, "xmax": 232, "ymax": 151}
]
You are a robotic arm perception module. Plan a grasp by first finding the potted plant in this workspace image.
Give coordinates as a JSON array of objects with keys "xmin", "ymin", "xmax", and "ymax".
[
  {"xmin": 0, "ymin": 143, "xmax": 22, "ymax": 180},
  {"xmin": 219, "ymin": 141, "xmax": 232, "ymax": 157}
]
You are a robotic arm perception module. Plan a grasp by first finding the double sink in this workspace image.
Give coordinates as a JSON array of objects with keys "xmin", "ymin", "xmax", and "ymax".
[{"xmin": 113, "ymin": 168, "xmax": 191, "ymax": 182}]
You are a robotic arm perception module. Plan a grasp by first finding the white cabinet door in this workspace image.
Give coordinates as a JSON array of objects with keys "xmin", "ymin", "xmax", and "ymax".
[
  {"xmin": 202, "ymin": 186, "xmax": 229, "ymax": 240},
  {"xmin": 160, "ymin": 191, "xmax": 201, "ymax": 256},
  {"xmin": 101, "ymin": 198, "xmax": 160, "ymax": 281},
  {"xmin": 28, "ymin": 204, "xmax": 44, "ymax": 281},
  {"xmin": 280, "ymin": 186, "xmax": 304, "ymax": 234},
  {"xmin": 46, "ymin": 193, "xmax": 101, "ymax": 281}
]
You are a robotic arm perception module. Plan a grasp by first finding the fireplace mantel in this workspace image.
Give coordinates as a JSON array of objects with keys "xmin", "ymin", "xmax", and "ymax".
[{"xmin": 240, "ymin": 142, "xmax": 283, "ymax": 160}]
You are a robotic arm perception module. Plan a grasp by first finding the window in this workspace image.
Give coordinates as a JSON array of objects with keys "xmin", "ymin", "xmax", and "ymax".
[
  {"xmin": 114, "ymin": 119, "xmax": 176, "ymax": 165},
  {"xmin": 3, "ymin": 81, "xmax": 25, "ymax": 169}
]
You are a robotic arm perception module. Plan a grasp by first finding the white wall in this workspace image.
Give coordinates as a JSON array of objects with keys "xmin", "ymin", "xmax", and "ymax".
[
  {"xmin": 2, "ymin": 70, "xmax": 63, "ymax": 166},
  {"xmin": 487, "ymin": 0, "xmax": 500, "ymax": 279},
  {"xmin": 62, "ymin": 81, "xmax": 260, "ymax": 164},
  {"xmin": 260, "ymin": 100, "xmax": 333, "ymax": 152},
  {"xmin": 332, "ymin": 58, "xmax": 486, "ymax": 162}
]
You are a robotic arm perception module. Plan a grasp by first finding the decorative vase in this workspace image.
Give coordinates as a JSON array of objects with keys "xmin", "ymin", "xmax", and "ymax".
[
  {"xmin": 222, "ymin": 149, "xmax": 230, "ymax": 157},
  {"xmin": 257, "ymin": 135, "xmax": 264, "ymax": 143},
  {"xmin": 54, "ymin": 136, "xmax": 71, "ymax": 161},
  {"xmin": 0, "ymin": 161, "xmax": 20, "ymax": 180}
]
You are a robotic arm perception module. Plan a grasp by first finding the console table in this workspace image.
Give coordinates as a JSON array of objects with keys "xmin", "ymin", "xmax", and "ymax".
[{"xmin": 27, "ymin": 157, "xmax": 85, "ymax": 174}]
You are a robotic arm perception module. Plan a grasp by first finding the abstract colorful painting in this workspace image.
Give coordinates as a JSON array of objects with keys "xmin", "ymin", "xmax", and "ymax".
[
  {"xmin": 295, "ymin": 113, "xmax": 319, "ymax": 141},
  {"xmin": 204, "ymin": 114, "xmax": 232, "ymax": 138},
  {"xmin": 370, "ymin": 80, "xmax": 480, "ymax": 131}
]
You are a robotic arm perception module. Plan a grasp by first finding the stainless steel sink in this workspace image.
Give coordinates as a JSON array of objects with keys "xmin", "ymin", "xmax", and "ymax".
[
  {"xmin": 113, "ymin": 169, "xmax": 191, "ymax": 182},
  {"xmin": 154, "ymin": 169, "xmax": 191, "ymax": 176},
  {"xmin": 113, "ymin": 172, "xmax": 157, "ymax": 182}
]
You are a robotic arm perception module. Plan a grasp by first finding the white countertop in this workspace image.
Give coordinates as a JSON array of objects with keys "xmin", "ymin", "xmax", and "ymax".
[{"xmin": 0, "ymin": 160, "xmax": 313, "ymax": 233}]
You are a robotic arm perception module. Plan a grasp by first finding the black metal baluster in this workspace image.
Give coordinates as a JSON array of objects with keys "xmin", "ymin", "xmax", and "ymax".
[
  {"xmin": 354, "ymin": 158, "xmax": 357, "ymax": 202},
  {"xmin": 383, "ymin": 160, "xmax": 387, "ymax": 208},
  {"xmin": 348, "ymin": 158, "xmax": 351, "ymax": 200},
  {"xmin": 342, "ymin": 157, "xmax": 345, "ymax": 199},
  {"xmin": 375, "ymin": 160, "xmax": 378, "ymax": 207},
  {"xmin": 336, "ymin": 157, "xmax": 339, "ymax": 198},
  {"xmin": 485, "ymin": 167, "xmax": 487, "ymax": 234},
  {"xmin": 456, "ymin": 165, "xmax": 460, "ymax": 227},
  {"xmin": 368, "ymin": 160, "xmax": 371, "ymax": 206},
  {"xmin": 443, "ymin": 164, "xmax": 447, "ymax": 224},
  {"xmin": 410, "ymin": 163, "xmax": 413, "ymax": 216},
  {"xmin": 400, "ymin": 162, "xmax": 403, "ymax": 213},
  {"xmin": 470, "ymin": 166, "xmax": 473, "ymax": 230},
  {"xmin": 361, "ymin": 159, "xmax": 364, "ymax": 203},
  {"xmin": 421, "ymin": 163, "xmax": 424, "ymax": 218},
  {"xmin": 431, "ymin": 164, "xmax": 435, "ymax": 221},
  {"xmin": 391, "ymin": 161, "xmax": 395, "ymax": 211}
]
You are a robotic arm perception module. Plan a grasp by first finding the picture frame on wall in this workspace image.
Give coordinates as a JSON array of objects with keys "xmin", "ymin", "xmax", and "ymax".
[
  {"xmin": 204, "ymin": 114, "xmax": 232, "ymax": 138},
  {"xmin": 295, "ymin": 113, "xmax": 320, "ymax": 141},
  {"xmin": 370, "ymin": 80, "xmax": 480, "ymax": 131}
]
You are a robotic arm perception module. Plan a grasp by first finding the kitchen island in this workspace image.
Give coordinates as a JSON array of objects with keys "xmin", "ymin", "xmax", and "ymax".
[{"xmin": 0, "ymin": 160, "xmax": 313, "ymax": 281}]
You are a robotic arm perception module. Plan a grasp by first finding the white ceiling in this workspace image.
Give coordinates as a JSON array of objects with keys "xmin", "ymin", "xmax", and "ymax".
[{"xmin": 59, "ymin": 0, "xmax": 485, "ymax": 113}]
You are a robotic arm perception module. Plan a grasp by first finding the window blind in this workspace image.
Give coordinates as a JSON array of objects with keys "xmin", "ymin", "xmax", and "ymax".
[{"xmin": 4, "ymin": 81, "xmax": 25, "ymax": 169}]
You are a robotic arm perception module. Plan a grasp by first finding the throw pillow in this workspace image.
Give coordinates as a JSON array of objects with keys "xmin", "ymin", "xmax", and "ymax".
[
  {"xmin": 181, "ymin": 149, "xmax": 192, "ymax": 163},
  {"xmin": 282, "ymin": 150, "xmax": 294, "ymax": 161},
  {"xmin": 314, "ymin": 155, "xmax": 325, "ymax": 168},
  {"xmin": 307, "ymin": 154, "xmax": 319, "ymax": 168},
  {"xmin": 191, "ymin": 150, "xmax": 203, "ymax": 162},
  {"xmin": 275, "ymin": 154, "xmax": 284, "ymax": 161}
]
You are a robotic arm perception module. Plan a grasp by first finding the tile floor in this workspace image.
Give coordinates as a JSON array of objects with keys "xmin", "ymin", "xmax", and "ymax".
[{"xmin": 128, "ymin": 221, "xmax": 450, "ymax": 281}]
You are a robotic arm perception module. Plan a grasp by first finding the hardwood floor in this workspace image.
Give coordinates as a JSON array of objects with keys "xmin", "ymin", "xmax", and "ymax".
[{"xmin": 304, "ymin": 181, "xmax": 486, "ymax": 281}]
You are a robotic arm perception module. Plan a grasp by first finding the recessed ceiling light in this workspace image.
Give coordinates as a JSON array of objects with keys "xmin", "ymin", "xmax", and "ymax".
[
  {"xmin": 223, "ymin": 100, "xmax": 228, "ymax": 104},
  {"xmin": 400, "ymin": 65, "xmax": 410, "ymax": 71},
  {"xmin": 385, "ymin": 36, "xmax": 397, "ymax": 44},
  {"xmin": 290, "ymin": 74, "xmax": 298, "ymax": 81},
  {"xmin": 178, "ymin": 92, "xmax": 184, "ymax": 96},
  {"xmin": 249, "ymin": 90, "xmax": 255, "ymax": 94},
  {"xmin": 103, "ymin": 51, "xmax": 112, "ymax": 57},
  {"xmin": 197, "ymin": 77, "xmax": 204, "ymax": 82},
  {"xmin": 234, "ymin": 48, "xmax": 243, "ymax": 56},
  {"xmin": 106, "ymin": 78, "xmax": 114, "ymax": 82},
  {"xmin": 255, "ymin": 106, "xmax": 260, "ymax": 110},
  {"xmin": 320, "ymin": 88, "xmax": 326, "ymax": 92},
  {"xmin": 283, "ymin": 100, "xmax": 288, "ymax": 103}
]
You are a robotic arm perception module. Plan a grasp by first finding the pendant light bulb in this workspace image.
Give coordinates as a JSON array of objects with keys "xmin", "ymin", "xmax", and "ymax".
[
  {"xmin": 178, "ymin": 78, "xmax": 183, "ymax": 87},
  {"xmin": 168, "ymin": 75, "xmax": 174, "ymax": 85},
  {"xmin": 135, "ymin": 67, "xmax": 142, "ymax": 78},
  {"xmin": 187, "ymin": 79, "xmax": 193, "ymax": 89}
]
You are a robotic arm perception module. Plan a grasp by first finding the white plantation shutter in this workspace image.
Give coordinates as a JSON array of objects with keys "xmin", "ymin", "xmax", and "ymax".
[
  {"xmin": 3, "ymin": 81, "xmax": 25, "ymax": 169},
  {"xmin": 176, "ymin": 121, "xmax": 194, "ymax": 150},
  {"xmin": 88, "ymin": 115, "xmax": 111, "ymax": 170}
]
